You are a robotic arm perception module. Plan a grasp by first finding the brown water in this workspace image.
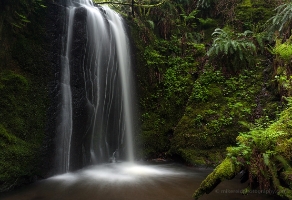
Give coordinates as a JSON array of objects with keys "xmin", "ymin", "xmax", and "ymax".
[{"xmin": 0, "ymin": 162, "xmax": 283, "ymax": 200}]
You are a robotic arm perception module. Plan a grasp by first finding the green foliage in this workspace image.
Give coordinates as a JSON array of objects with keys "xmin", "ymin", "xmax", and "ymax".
[
  {"xmin": 267, "ymin": 1, "xmax": 292, "ymax": 35},
  {"xmin": 196, "ymin": 0, "xmax": 217, "ymax": 8},
  {"xmin": 163, "ymin": 66, "xmax": 191, "ymax": 105},
  {"xmin": 241, "ymin": 0, "xmax": 252, "ymax": 7},
  {"xmin": 198, "ymin": 18, "xmax": 217, "ymax": 28},
  {"xmin": 0, "ymin": 124, "xmax": 34, "ymax": 192},
  {"xmin": 271, "ymin": 37, "xmax": 292, "ymax": 96},
  {"xmin": 194, "ymin": 101, "xmax": 292, "ymax": 199},
  {"xmin": 180, "ymin": 10, "xmax": 198, "ymax": 27},
  {"xmin": 0, "ymin": 71, "xmax": 29, "ymax": 138},
  {"xmin": 207, "ymin": 28, "xmax": 257, "ymax": 72},
  {"xmin": 146, "ymin": 20, "xmax": 155, "ymax": 29},
  {"xmin": 228, "ymin": 102, "xmax": 292, "ymax": 197},
  {"xmin": 0, "ymin": 0, "xmax": 49, "ymax": 191},
  {"xmin": 227, "ymin": 128, "xmax": 287, "ymax": 165},
  {"xmin": 131, "ymin": 9, "xmax": 207, "ymax": 158},
  {"xmin": 144, "ymin": 46, "xmax": 166, "ymax": 68},
  {"xmin": 273, "ymin": 43, "xmax": 292, "ymax": 61},
  {"xmin": 235, "ymin": 0, "xmax": 276, "ymax": 31},
  {"xmin": 190, "ymin": 69, "xmax": 223, "ymax": 102},
  {"xmin": 129, "ymin": 0, "xmax": 284, "ymax": 182},
  {"xmin": 177, "ymin": 148, "xmax": 225, "ymax": 166},
  {"xmin": 193, "ymin": 158, "xmax": 241, "ymax": 199},
  {"xmin": 272, "ymin": 38, "xmax": 292, "ymax": 61},
  {"xmin": 0, "ymin": 70, "xmax": 45, "ymax": 191},
  {"xmin": 274, "ymin": 71, "xmax": 292, "ymax": 96},
  {"xmin": 1, "ymin": 0, "xmax": 46, "ymax": 30},
  {"xmin": 170, "ymin": 64, "xmax": 280, "ymax": 165},
  {"xmin": 190, "ymin": 82, "xmax": 209, "ymax": 102},
  {"xmin": 140, "ymin": 112, "xmax": 170, "ymax": 157}
]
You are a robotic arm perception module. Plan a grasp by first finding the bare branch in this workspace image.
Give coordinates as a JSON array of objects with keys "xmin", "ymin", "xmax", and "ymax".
[{"xmin": 94, "ymin": 1, "xmax": 166, "ymax": 8}]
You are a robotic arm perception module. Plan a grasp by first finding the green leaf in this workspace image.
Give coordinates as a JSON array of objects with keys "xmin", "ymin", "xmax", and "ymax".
[{"xmin": 263, "ymin": 153, "xmax": 270, "ymax": 166}]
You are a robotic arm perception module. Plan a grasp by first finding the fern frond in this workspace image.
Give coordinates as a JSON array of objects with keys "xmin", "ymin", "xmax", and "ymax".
[
  {"xmin": 267, "ymin": 2, "xmax": 292, "ymax": 34},
  {"xmin": 275, "ymin": 155, "xmax": 291, "ymax": 170},
  {"xmin": 147, "ymin": 20, "xmax": 155, "ymax": 29},
  {"xmin": 215, "ymin": 45, "xmax": 219, "ymax": 55},
  {"xmin": 224, "ymin": 42, "xmax": 230, "ymax": 55},
  {"xmin": 263, "ymin": 153, "xmax": 270, "ymax": 166},
  {"xmin": 243, "ymin": 30, "xmax": 253, "ymax": 36},
  {"xmin": 208, "ymin": 28, "xmax": 257, "ymax": 71}
]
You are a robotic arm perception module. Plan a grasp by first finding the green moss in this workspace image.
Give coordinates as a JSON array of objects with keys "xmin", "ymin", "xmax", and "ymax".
[
  {"xmin": 128, "ymin": 0, "xmax": 283, "ymax": 169},
  {"xmin": 170, "ymin": 67, "xmax": 274, "ymax": 164},
  {"xmin": 0, "ymin": 124, "xmax": 35, "ymax": 192},
  {"xmin": 192, "ymin": 102, "xmax": 292, "ymax": 199},
  {"xmin": 235, "ymin": 0, "xmax": 276, "ymax": 30},
  {"xmin": 198, "ymin": 18, "xmax": 217, "ymax": 29},
  {"xmin": 273, "ymin": 43, "xmax": 292, "ymax": 61},
  {"xmin": 193, "ymin": 158, "xmax": 241, "ymax": 199},
  {"xmin": 176, "ymin": 148, "xmax": 226, "ymax": 166},
  {"xmin": 280, "ymin": 169, "xmax": 292, "ymax": 188},
  {"xmin": 131, "ymin": 17, "xmax": 208, "ymax": 159},
  {"xmin": 241, "ymin": 0, "xmax": 252, "ymax": 7},
  {"xmin": 0, "ymin": 0, "xmax": 49, "ymax": 192},
  {"xmin": 276, "ymin": 138, "xmax": 292, "ymax": 160},
  {"xmin": 0, "ymin": 70, "xmax": 46, "ymax": 191},
  {"xmin": 0, "ymin": 124, "xmax": 16, "ymax": 145}
]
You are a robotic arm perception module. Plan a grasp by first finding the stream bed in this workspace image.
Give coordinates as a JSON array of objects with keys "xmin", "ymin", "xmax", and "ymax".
[{"xmin": 0, "ymin": 162, "xmax": 283, "ymax": 200}]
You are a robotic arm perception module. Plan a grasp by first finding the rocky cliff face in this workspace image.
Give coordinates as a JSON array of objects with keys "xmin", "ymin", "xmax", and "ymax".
[
  {"xmin": 0, "ymin": 0, "xmax": 64, "ymax": 191},
  {"xmin": 42, "ymin": 0, "xmax": 65, "ymax": 177}
]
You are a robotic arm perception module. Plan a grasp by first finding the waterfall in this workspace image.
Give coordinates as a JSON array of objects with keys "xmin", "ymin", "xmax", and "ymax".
[{"xmin": 56, "ymin": 0, "xmax": 136, "ymax": 174}]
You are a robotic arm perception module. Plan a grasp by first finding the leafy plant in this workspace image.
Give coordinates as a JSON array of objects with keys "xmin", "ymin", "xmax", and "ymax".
[
  {"xmin": 196, "ymin": 0, "xmax": 217, "ymax": 8},
  {"xmin": 163, "ymin": 66, "xmax": 191, "ymax": 105},
  {"xmin": 271, "ymin": 37, "xmax": 292, "ymax": 96},
  {"xmin": 194, "ymin": 102, "xmax": 292, "ymax": 199},
  {"xmin": 198, "ymin": 18, "xmax": 216, "ymax": 28},
  {"xmin": 207, "ymin": 28, "xmax": 257, "ymax": 72},
  {"xmin": 180, "ymin": 9, "xmax": 198, "ymax": 27},
  {"xmin": 2, "ymin": 0, "xmax": 46, "ymax": 30},
  {"xmin": 273, "ymin": 38, "xmax": 292, "ymax": 61},
  {"xmin": 267, "ymin": 1, "xmax": 292, "ymax": 37}
]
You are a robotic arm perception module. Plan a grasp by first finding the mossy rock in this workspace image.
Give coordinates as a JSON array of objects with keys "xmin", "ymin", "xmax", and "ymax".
[
  {"xmin": 175, "ymin": 148, "xmax": 226, "ymax": 166},
  {"xmin": 194, "ymin": 103, "xmax": 292, "ymax": 199},
  {"xmin": 280, "ymin": 169, "xmax": 292, "ymax": 188},
  {"xmin": 193, "ymin": 158, "xmax": 241, "ymax": 199},
  {"xmin": 235, "ymin": 0, "xmax": 277, "ymax": 30},
  {"xmin": 170, "ymin": 65, "xmax": 281, "ymax": 165},
  {"xmin": 0, "ymin": 1, "xmax": 50, "ymax": 191},
  {"xmin": 0, "ymin": 70, "xmax": 46, "ymax": 191},
  {"xmin": 0, "ymin": 124, "xmax": 35, "ymax": 192}
]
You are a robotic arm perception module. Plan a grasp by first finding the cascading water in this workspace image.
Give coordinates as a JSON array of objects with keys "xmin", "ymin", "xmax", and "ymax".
[
  {"xmin": 1, "ymin": 3, "xmax": 285, "ymax": 200},
  {"xmin": 56, "ymin": 0, "xmax": 136, "ymax": 173}
]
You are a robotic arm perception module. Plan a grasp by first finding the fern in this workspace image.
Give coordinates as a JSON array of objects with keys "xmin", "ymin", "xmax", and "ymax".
[
  {"xmin": 273, "ymin": 42, "xmax": 292, "ymax": 61},
  {"xmin": 6, "ymin": 0, "xmax": 45, "ymax": 30},
  {"xmin": 196, "ymin": 0, "xmax": 217, "ymax": 8},
  {"xmin": 146, "ymin": 20, "xmax": 155, "ymax": 29},
  {"xmin": 207, "ymin": 28, "xmax": 256, "ymax": 71},
  {"xmin": 267, "ymin": 2, "xmax": 292, "ymax": 35},
  {"xmin": 275, "ymin": 155, "xmax": 291, "ymax": 170},
  {"xmin": 263, "ymin": 152, "xmax": 270, "ymax": 166}
]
